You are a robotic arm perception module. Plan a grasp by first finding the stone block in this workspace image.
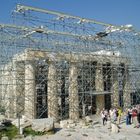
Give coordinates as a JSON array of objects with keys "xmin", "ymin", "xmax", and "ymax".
[
  {"xmin": 12, "ymin": 118, "xmax": 32, "ymax": 128},
  {"xmin": 79, "ymin": 119, "xmax": 86, "ymax": 127},
  {"xmin": 111, "ymin": 123, "xmax": 119, "ymax": 133},
  {"xmin": 85, "ymin": 116, "xmax": 93, "ymax": 123},
  {"xmin": 67, "ymin": 123, "xmax": 76, "ymax": 128},
  {"xmin": 106, "ymin": 120, "xmax": 111, "ymax": 129},
  {"xmin": 60, "ymin": 119, "xmax": 76, "ymax": 128},
  {"xmin": 60, "ymin": 120, "xmax": 68, "ymax": 128},
  {"xmin": 68, "ymin": 119, "xmax": 74, "ymax": 124},
  {"xmin": 32, "ymin": 118, "xmax": 54, "ymax": 132}
]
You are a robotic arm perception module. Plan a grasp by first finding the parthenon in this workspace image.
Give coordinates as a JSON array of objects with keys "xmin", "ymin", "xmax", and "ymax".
[
  {"xmin": 0, "ymin": 4, "xmax": 140, "ymax": 122},
  {"xmin": 0, "ymin": 48, "xmax": 131, "ymax": 121}
]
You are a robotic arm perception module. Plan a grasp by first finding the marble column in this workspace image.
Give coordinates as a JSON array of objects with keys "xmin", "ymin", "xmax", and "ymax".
[
  {"xmin": 47, "ymin": 61, "xmax": 59, "ymax": 121},
  {"xmin": 12, "ymin": 61, "xmax": 17, "ymax": 118},
  {"xmin": 111, "ymin": 65, "xmax": 119, "ymax": 107},
  {"xmin": 4, "ymin": 72, "xmax": 14, "ymax": 118},
  {"xmin": 24, "ymin": 60, "xmax": 36, "ymax": 119},
  {"xmin": 95, "ymin": 63, "xmax": 105, "ymax": 114},
  {"xmin": 15, "ymin": 61, "xmax": 25, "ymax": 118},
  {"xmin": 123, "ymin": 66, "xmax": 131, "ymax": 108},
  {"xmin": 1, "ymin": 61, "xmax": 24, "ymax": 119},
  {"xmin": 69, "ymin": 62, "xmax": 79, "ymax": 120}
]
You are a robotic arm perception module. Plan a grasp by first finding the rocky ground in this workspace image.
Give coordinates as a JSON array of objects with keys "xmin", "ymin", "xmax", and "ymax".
[
  {"xmin": 25, "ymin": 117, "xmax": 140, "ymax": 140},
  {"xmin": 31, "ymin": 124, "xmax": 140, "ymax": 140},
  {"xmin": 1, "ymin": 115, "xmax": 140, "ymax": 140}
]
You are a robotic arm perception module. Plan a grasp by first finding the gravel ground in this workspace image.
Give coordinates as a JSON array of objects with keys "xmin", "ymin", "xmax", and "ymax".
[{"xmin": 31, "ymin": 121, "xmax": 140, "ymax": 140}]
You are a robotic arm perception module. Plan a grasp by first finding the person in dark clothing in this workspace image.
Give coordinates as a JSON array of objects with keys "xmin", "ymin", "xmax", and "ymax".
[
  {"xmin": 128, "ymin": 108, "xmax": 132, "ymax": 125},
  {"xmin": 125, "ymin": 108, "xmax": 132, "ymax": 125},
  {"xmin": 137, "ymin": 109, "xmax": 140, "ymax": 127}
]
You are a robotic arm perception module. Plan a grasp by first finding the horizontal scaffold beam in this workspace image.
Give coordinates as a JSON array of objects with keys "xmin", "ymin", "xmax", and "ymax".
[
  {"xmin": 15, "ymin": 4, "xmax": 139, "ymax": 33},
  {"xmin": 0, "ymin": 23, "xmax": 123, "ymax": 46}
]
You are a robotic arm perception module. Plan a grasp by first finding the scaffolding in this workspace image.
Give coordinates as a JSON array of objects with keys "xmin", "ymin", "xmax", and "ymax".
[{"xmin": 0, "ymin": 4, "xmax": 140, "ymax": 121}]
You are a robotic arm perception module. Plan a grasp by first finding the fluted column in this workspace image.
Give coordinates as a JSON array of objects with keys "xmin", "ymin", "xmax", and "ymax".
[
  {"xmin": 123, "ymin": 66, "xmax": 131, "ymax": 108},
  {"xmin": 111, "ymin": 65, "xmax": 119, "ymax": 107},
  {"xmin": 47, "ymin": 61, "xmax": 59, "ymax": 121},
  {"xmin": 15, "ymin": 61, "xmax": 25, "ymax": 118},
  {"xmin": 24, "ymin": 61, "xmax": 36, "ymax": 119},
  {"xmin": 69, "ymin": 62, "xmax": 79, "ymax": 120},
  {"xmin": 12, "ymin": 62, "xmax": 17, "ymax": 118},
  {"xmin": 95, "ymin": 63, "xmax": 104, "ymax": 114}
]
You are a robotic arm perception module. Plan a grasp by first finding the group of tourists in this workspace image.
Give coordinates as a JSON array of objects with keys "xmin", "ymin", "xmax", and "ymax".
[
  {"xmin": 100, "ymin": 105, "xmax": 140, "ymax": 128},
  {"xmin": 125, "ymin": 105, "xmax": 140, "ymax": 128},
  {"xmin": 101, "ymin": 107, "xmax": 122, "ymax": 126}
]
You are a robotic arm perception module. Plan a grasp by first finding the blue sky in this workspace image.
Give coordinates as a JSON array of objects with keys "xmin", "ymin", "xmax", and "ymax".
[{"xmin": 0, "ymin": 0, "xmax": 140, "ymax": 29}]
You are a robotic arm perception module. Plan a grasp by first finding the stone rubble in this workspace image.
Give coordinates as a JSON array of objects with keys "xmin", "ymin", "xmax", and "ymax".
[
  {"xmin": 32, "ymin": 118, "xmax": 54, "ymax": 132},
  {"xmin": 3, "ymin": 115, "xmax": 140, "ymax": 140}
]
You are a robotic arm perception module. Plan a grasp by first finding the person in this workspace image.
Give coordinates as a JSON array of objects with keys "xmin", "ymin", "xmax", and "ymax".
[
  {"xmin": 101, "ymin": 109, "xmax": 108, "ymax": 125},
  {"xmin": 112, "ymin": 108, "xmax": 117, "ymax": 123},
  {"xmin": 117, "ymin": 107, "xmax": 122, "ymax": 124},
  {"xmin": 132, "ymin": 107, "xmax": 138, "ymax": 128},
  {"xmin": 128, "ymin": 107, "xmax": 132, "ymax": 125},
  {"xmin": 104, "ymin": 109, "xmax": 109, "ymax": 121},
  {"xmin": 125, "ymin": 108, "xmax": 129, "ymax": 125},
  {"xmin": 137, "ymin": 108, "xmax": 140, "ymax": 128},
  {"xmin": 109, "ymin": 108, "xmax": 114, "ymax": 122}
]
